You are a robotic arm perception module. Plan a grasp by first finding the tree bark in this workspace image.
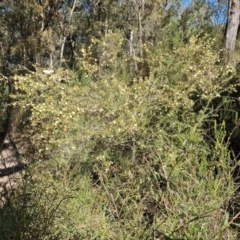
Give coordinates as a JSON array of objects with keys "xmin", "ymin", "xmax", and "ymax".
[
  {"xmin": 138, "ymin": 0, "xmax": 145, "ymax": 59},
  {"xmin": 59, "ymin": 0, "xmax": 77, "ymax": 65},
  {"xmin": 225, "ymin": 0, "xmax": 240, "ymax": 54}
]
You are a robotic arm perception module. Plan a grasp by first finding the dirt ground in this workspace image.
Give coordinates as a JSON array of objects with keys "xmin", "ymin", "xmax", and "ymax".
[{"xmin": 0, "ymin": 136, "xmax": 28, "ymax": 206}]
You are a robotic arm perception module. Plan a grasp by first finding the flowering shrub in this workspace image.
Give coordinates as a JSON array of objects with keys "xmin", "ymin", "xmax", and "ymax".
[{"xmin": 7, "ymin": 35, "xmax": 239, "ymax": 239}]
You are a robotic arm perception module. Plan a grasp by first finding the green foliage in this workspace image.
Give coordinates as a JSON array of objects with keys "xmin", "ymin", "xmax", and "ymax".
[
  {"xmin": 0, "ymin": 0, "xmax": 237, "ymax": 238},
  {"xmin": 3, "ymin": 35, "xmax": 238, "ymax": 239},
  {"xmin": 0, "ymin": 74, "xmax": 9, "ymax": 134}
]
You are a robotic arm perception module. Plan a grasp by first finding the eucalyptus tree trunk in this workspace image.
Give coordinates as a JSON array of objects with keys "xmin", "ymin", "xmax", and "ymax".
[
  {"xmin": 138, "ymin": 0, "xmax": 145, "ymax": 59},
  {"xmin": 225, "ymin": 0, "xmax": 240, "ymax": 54},
  {"xmin": 59, "ymin": 0, "xmax": 77, "ymax": 64}
]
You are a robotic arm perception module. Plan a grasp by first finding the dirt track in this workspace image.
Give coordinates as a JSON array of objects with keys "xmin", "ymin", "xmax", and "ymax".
[{"xmin": 0, "ymin": 137, "xmax": 28, "ymax": 205}]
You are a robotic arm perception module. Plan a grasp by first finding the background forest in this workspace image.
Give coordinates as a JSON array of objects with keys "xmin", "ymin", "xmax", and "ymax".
[{"xmin": 1, "ymin": 0, "xmax": 240, "ymax": 239}]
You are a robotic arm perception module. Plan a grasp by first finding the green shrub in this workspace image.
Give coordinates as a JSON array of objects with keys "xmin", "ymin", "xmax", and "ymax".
[
  {"xmin": 5, "ymin": 35, "xmax": 239, "ymax": 239},
  {"xmin": 0, "ymin": 74, "xmax": 9, "ymax": 135}
]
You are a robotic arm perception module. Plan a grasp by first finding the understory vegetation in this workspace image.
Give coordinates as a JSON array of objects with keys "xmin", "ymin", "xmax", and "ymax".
[
  {"xmin": 1, "ymin": 0, "xmax": 240, "ymax": 239},
  {"xmin": 1, "ymin": 35, "xmax": 240, "ymax": 239}
]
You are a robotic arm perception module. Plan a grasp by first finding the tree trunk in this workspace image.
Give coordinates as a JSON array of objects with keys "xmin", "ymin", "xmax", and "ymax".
[
  {"xmin": 59, "ymin": 0, "xmax": 77, "ymax": 65},
  {"xmin": 60, "ymin": 36, "xmax": 67, "ymax": 64},
  {"xmin": 225, "ymin": 0, "xmax": 240, "ymax": 54},
  {"xmin": 138, "ymin": 0, "xmax": 145, "ymax": 59}
]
